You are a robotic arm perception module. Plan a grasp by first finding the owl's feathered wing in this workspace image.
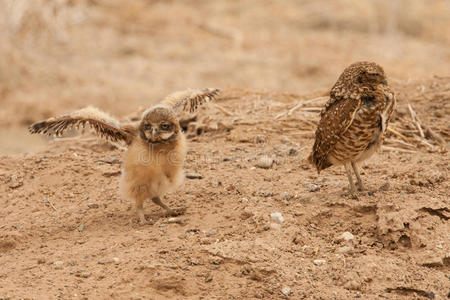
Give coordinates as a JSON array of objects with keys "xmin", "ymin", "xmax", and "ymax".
[
  {"xmin": 310, "ymin": 96, "xmax": 361, "ymax": 172},
  {"xmin": 29, "ymin": 106, "xmax": 136, "ymax": 145},
  {"xmin": 161, "ymin": 88, "xmax": 221, "ymax": 113}
]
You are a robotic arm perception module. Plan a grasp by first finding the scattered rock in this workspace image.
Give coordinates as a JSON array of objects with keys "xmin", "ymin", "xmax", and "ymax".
[
  {"xmin": 270, "ymin": 223, "xmax": 281, "ymax": 230},
  {"xmin": 254, "ymin": 135, "xmax": 267, "ymax": 144},
  {"xmin": 166, "ymin": 217, "xmax": 183, "ymax": 224},
  {"xmin": 87, "ymin": 203, "xmax": 99, "ymax": 209},
  {"xmin": 307, "ymin": 183, "xmax": 320, "ymax": 192},
  {"xmin": 288, "ymin": 148, "xmax": 297, "ymax": 156},
  {"xmin": 78, "ymin": 225, "xmax": 85, "ymax": 232},
  {"xmin": 379, "ymin": 182, "xmax": 390, "ymax": 191},
  {"xmin": 256, "ymin": 155, "xmax": 273, "ymax": 169},
  {"xmin": 281, "ymin": 136, "xmax": 292, "ymax": 144},
  {"xmin": 282, "ymin": 192, "xmax": 292, "ymax": 200},
  {"xmin": 340, "ymin": 231, "xmax": 355, "ymax": 242},
  {"xmin": 185, "ymin": 228, "xmax": 200, "ymax": 233},
  {"xmin": 337, "ymin": 246, "xmax": 354, "ymax": 254},
  {"xmin": 206, "ymin": 230, "xmax": 217, "ymax": 237},
  {"xmin": 54, "ymin": 261, "xmax": 64, "ymax": 269},
  {"xmin": 282, "ymin": 286, "xmax": 292, "ymax": 296},
  {"xmin": 102, "ymin": 171, "xmax": 121, "ymax": 177},
  {"xmin": 81, "ymin": 272, "xmax": 91, "ymax": 278},
  {"xmin": 112, "ymin": 257, "xmax": 120, "ymax": 264},
  {"xmin": 186, "ymin": 173, "xmax": 203, "ymax": 179},
  {"xmin": 313, "ymin": 259, "xmax": 326, "ymax": 265},
  {"xmin": 263, "ymin": 225, "xmax": 270, "ymax": 231},
  {"xmin": 421, "ymin": 257, "xmax": 444, "ymax": 268},
  {"xmin": 344, "ymin": 280, "xmax": 361, "ymax": 291},
  {"xmin": 37, "ymin": 258, "xmax": 46, "ymax": 264},
  {"xmin": 98, "ymin": 158, "xmax": 120, "ymax": 164},
  {"xmin": 205, "ymin": 276, "xmax": 213, "ymax": 283},
  {"xmin": 258, "ymin": 190, "xmax": 275, "ymax": 197},
  {"xmin": 270, "ymin": 212, "xmax": 284, "ymax": 224},
  {"xmin": 97, "ymin": 260, "xmax": 105, "ymax": 265}
]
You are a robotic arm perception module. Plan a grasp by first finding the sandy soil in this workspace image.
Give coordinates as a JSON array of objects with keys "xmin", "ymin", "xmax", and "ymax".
[
  {"xmin": 0, "ymin": 1, "xmax": 449, "ymax": 299},
  {"xmin": 1, "ymin": 79, "xmax": 449, "ymax": 299}
]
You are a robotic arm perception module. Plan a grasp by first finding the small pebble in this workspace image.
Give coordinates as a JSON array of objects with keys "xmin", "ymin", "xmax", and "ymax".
[
  {"xmin": 258, "ymin": 190, "xmax": 274, "ymax": 197},
  {"xmin": 254, "ymin": 135, "xmax": 267, "ymax": 144},
  {"xmin": 54, "ymin": 261, "xmax": 64, "ymax": 269},
  {"xmin": 205, "ymin": 277, "xmax": 213, "ymax": 283},
  {"xmin": 78, "ymin": 225, "xmax": 85, "ymax": 232},
  {"xmin": 270, "ymin": 212, "xmax": 284, "ymax": 224},
  {"xmin": 37, "ymin": 258, "xmax": 46, "ymax": 264},
  {"xmin": 166, "ymin": 217, "xmax": 182, "ymax": 224},
  {"xmin": 282, "ymin": 286, "xmax": 291, "ymax": 296},
  {"xmin": 112, "ymin": 257, "xmax": 120, "ymax": 264},
  {"xmin": 255, "ymin": 155, "xmax": 273, "ymax": 169},
  {"xmin": 281, "ymin": 136, "xmax": 292, "ymax": 144},
  {"xmin": 282, "ymin": 192, "xmax": 292, "ymax": 200},
  {"xmin": 87, "ymin": 203, "xmax": 99, "ymax": 209},
  {"xmin": 379, "ymin": 182, "xmax": 390, "ymax": 191},
  {"xmin": 307, "ymin": 183, "xmax": 320, "ymax": 192},
  {"xmin": 206, "ymin": 230, "xmax": 217, "ymax": 237},
  {"xmin": 81, "ymin": 272, "xmax": 91, "ymax": 278},
  {"xmin": 337, "ymin": 246, "xmax": 354, "ymax": 254},
  {"xmin": 270, "ymin": 223, "xmax": 281, "ymax": 230},
  {"xmin": 186, "ymin": 173, "xmax": 203, "ymax": 179},
  {"xmin": 313, "ymin": 259, "xmax": 326, "ymax": 265},
  {"xmin": 341, "ymin": 232, "xmax": 354, "ymax": 242}
]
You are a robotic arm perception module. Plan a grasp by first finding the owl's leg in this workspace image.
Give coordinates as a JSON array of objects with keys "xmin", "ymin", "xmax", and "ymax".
[
  {"xmin": 151, "ymin": 197, "xmax": 186, "ymax": 216},
  {"xmin": 135, "ymin": 198, "xmax": 147, "ymax": 225},
  {"xmin": 344, "ymin": 163, "xmax": 358, "ymax": 199},
  {"xmin": 351, "ymin": 162, "xmax": 364, "ymax": 191}
]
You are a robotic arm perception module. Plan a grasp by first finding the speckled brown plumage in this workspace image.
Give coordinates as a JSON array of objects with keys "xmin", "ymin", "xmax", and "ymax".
[{"xmin": 310, "ymin": 61, "xmax": 395, "ymax": 197}]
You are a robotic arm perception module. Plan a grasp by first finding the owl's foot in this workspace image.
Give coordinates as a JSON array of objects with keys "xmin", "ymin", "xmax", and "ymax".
[
  {"xmin": 166, "ymin": 207, "xmax": 187, "ymax": 217},
  {"xmin": 137, "ymin": 213, "xmax": 155, "ymax": 226}
]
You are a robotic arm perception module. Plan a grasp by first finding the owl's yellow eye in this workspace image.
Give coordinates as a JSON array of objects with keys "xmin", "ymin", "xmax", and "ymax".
[{"xmin": 160, "ymin": 124, "xmax": 172, "ymax": 131}]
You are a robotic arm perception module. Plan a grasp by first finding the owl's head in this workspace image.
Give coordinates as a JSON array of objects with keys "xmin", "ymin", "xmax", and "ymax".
[
  {"xmin": 353, "ymin": 62, "xmax": 387, "ymax": 85},
  {"xmin": 139, "ymin": 105, "xmax": 180, "ymax": 144}
]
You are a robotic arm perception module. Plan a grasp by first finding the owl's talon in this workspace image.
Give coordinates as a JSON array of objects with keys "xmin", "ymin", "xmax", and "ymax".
[{"xmin": 167, "ymin": 207, "xmax": 187, "ymax": 217}]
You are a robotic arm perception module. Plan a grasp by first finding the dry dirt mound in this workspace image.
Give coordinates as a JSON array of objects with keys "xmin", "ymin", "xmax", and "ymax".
[{"xmin": 0, "ymin": 78, "xmax": 449, "ymax": 299}]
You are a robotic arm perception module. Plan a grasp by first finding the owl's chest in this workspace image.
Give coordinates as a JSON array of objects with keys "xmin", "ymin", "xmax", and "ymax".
[
  {"xmin": 122, "ymin": 142, "xmax": 182, "ymax": 182},
  {"xmin": 330, "ymin": 91, "xmax": 394, "ymax": 162}
]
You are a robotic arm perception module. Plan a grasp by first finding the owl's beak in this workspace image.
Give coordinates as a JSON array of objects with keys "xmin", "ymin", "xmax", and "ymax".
[{"xmin": 151, "ymin": 128, "xmax": 158, "ymax": 137}]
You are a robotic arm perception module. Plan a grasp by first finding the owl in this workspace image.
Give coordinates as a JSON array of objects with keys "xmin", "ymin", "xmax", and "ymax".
[
  {"xmin": 309, "ymin": 62, "xmax": 395, "ymax": 198},
  {"xmin": 29, "ymin": 88, "xmax": 221, "ymax": 224}
]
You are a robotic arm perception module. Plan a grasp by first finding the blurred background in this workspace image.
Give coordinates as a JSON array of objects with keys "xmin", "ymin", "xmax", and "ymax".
[{"xmin": 0, "ymin": 0, "xmax": 449, "ymax": 153}]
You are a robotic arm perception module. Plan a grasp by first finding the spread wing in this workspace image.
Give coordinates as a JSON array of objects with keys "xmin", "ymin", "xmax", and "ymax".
[
  {"xmin": 29, "ymin": 106, "xmax": 136, "ymax": 145},
  {"xmin": 161, "ymin": 88, "xmax": 221, "ymax": 113},
  {"xmin": 310, "ymin": 96, "xmax": 361, "ymax": 172}
]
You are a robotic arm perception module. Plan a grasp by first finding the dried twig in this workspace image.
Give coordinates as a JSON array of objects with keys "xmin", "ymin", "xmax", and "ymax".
[
  {"xmin": 43, "ymin": 197, "xmax": 57, "ymax": 211},
  {"xmin": 382, "ymin": 146, "xmax": 417, "ymax": 153},
  {"xmin": 424, "ymin": 127, "xmax": 446, "ymax": 145},
  {"xmin": 407, "ymin": 103, "xmax": 425, "ymax": 138},
  {"xmin": 385, "ymin": 138, "xmax": 417, "ymax": 150},
  {"xmin": 214, "ymin": 104, "xmax": 235, "ymax": 116},
  {"xmin": 387, "ymin": 127, "xmax": 413, "ymax": 143},
  {"xmin": 274, "ymin": 96, "xmax": 328, "ymax": 120}
]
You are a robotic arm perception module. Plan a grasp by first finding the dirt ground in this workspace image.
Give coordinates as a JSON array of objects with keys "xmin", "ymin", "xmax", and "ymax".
[{"xmin": 0, "ymin": 1, "xmax": 449, "ymax": 299}]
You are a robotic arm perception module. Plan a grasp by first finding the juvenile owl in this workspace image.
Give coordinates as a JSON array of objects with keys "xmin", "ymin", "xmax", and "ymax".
[
  {"xmin": 29, "ymin": 88, "xmax": 221, "ymax": 224},
  {"xmin": 310, "ymin": 62, "xmax": 395, "ymax": 198}
]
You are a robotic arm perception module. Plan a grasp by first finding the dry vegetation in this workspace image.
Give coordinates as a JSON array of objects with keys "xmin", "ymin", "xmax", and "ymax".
[{"xmin": 0, "ymin": 0, "xmax": 449, "ymax": 299}]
